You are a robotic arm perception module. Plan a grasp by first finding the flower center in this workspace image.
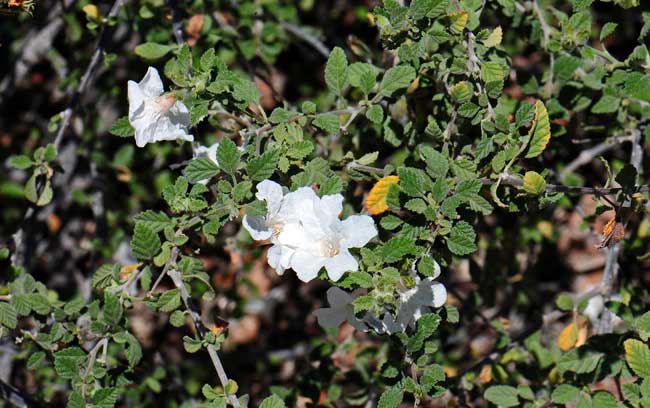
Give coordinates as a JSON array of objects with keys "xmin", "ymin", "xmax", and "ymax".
[
  {"xmin": 151, "ymin": 94, "xmax": 177, "ymax": 113},
  {"xmin": 271, "ymin": 223, "xmax": 283, "ymax": 238},
  {"xmin": 319, "ymin": 240, "xmax": 340, "ymax": 257}
]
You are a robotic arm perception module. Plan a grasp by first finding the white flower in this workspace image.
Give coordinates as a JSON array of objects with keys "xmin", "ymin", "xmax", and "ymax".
[
  {"xmin": 376, "ymin": 264, "xmax": 447, "ymax": 334},
  {"xmin": 277, "ymin": 194, "xmax": 377, "ymax": 282},
  {"xmin": 313, "ymin": 287, "xmax": 369, "ymax": 332},
  {"xmin": 242, "ymin": 180, "xmax": 319, "ymax": 274},
  {"xmin": 128, "ymin": 67, "xmax": 193, "ymax": 148},
  {"xmin": 242, "ymin": 180, "xmax": 377, "ymax": 282}
]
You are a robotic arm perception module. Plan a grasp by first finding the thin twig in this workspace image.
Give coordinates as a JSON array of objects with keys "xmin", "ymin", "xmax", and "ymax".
[
  {"xmin": 82, "ymin": 338, "xmax": 108, "ymax": 398},
  {"xmin": 559, "ymin": 135, "xmax": 635, "ymax": 183},
  {"xmin": 167, "ymin": 0, "xmax": 185, "ymax": 46},
  {"xmin": 531, "ymin": 0, "xmax": 551, "ymax": 49},
  {"xmin": 168, "ymin": 270, "xmax": 240, "ymax": 407},
  {"xmin": 53, "ymin": 0, "xmax": 125, "ymax": 151},
  {"xmin": 0, "ymin": 378, "xmax": 50, "ymax": 408},
  {"xmin": 598, "ymin": 130, "xmax": 643, "ymax": 333},
  {"xmin": 281, "ymin": 22, "xmax": 330, "ymax": 58},
  {"xmin": 147, "ymin": 247, "xmax": 180, "ymax": 296}
]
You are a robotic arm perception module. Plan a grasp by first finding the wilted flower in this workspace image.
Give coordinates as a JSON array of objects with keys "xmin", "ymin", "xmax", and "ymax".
[
  {"xmin": 243, "ymin": 180, "xmax": 377, "ymax": 282},
  {"xmin": 128, "ymin": 67, "xmax": 193, "ymax": 148},
  {"xmin": 372, "ymin": 262, "xmax": 447, "ymax": 334},
  {"xmin": 313, "ymin": 287, "xmax": 369, "ymax": 332}
]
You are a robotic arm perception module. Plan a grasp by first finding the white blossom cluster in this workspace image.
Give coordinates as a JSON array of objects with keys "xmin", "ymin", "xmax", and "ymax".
[{"xmin": 243, "ymin": 180, "xmax": 377, "ymax": 282}]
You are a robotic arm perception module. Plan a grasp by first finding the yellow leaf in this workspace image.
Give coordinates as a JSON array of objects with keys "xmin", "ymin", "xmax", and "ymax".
[
  {"xmin": 82, "ymin": 4, "xmax": 100, "ymax": 19},
  {"xmin": 119, "ymin": 263, "xmax": 142, "ymax": 279},
  {"xmin": 484, "ymin": 26, "xmax": 503, "ymax": 48},
  {"xmin": 479, "ymin": 365, "xmax": 492, "ymax": 384},
  {"xmin": 448, "ymin": 11, "xmax": 468, "ymax": 34},
  {"xmin": 365, "ymin": 175, "xmax": 399, "ymax": 215},
  {"xmin": 525, "ymin": 100, "xmax": 551, "ymax": 158},
  {"xmin": 624, "ymin": 339, "xmax": 650, "ymax": 379},
  {"xmin": 558, "ymin": 321, "xmax": 578, "ymax": 351}
]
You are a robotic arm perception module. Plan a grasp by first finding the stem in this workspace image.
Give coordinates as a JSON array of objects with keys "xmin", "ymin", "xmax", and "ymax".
[
  {"xmin": 168, "ymin": 270, "xmax": 240, "ymax": 407},
  {"xmin": 82, "ymin": 338, "xmax": 108, "ymax": 398}
]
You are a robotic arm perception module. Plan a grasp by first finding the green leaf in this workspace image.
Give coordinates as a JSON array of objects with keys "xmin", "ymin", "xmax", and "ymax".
[
  {"xmin": 134, "ymin": 211, "xmax": 174, "ymax": 233},
  {"xmin": 600, "ymin": 22, "xmax": 618, "ymax": 41},
  {"xmin": 557, "ymin": 348, "xmax": 603, "ymax": 374},
  {"xmin": 0, "ymin": 302, "xmax": 17, "ymax": 329},
  {"xmin": 551, "ymin": 384, "xmax": 579, "ymax": 403},
  {"xmin": 259, "ymin": 395, "xmax": 286, "ymax": 408},
  {"xmin": 313, "ymin": 114, "xmax": 341, "ymax": 134},
  {"xmin": 366, "ymin": 105, "xmax": 384, "ymax": 124},
  {"xmin": 217, "ymin": 138, "xmax": 241, "ymax": 175},
  {"xmin": 93, "ymin": 387, "xmax": 119, "ymax": 408},
  {"xmin": 26, "ymin": 351, "xmax": 45, "ymax": 369},
  {"xmin": 592, "ymin": 391, "xmax": 617, "ymax": 408},
  {"xmin": 419, "ymin": 146, "xmax": 449, "ymax": 179},
  {"xmin": 481, "ymin": 61, "xmax": 507, "ymax": 83},
  {"xmin": 232, "ymin": 76, "xmax": 260, "ymax": 105},
  {"xmin": 123, "ymin": 332, "xmax": 142, "ymax": 367},
  {"xmin": 248, "ymin": 148, "xmax": 281, "ymax": 181},
  {"xmin": 158, "ymin": 288, "xmax": 181, "ymax": 313},
  {"xmin": 109, "ymin": 116, "xmax": 134, "ymax": 137},
  {"xmin": 380, "ymin": 236, "xmax": 418, "ymax": 263},
  {"xmin": 324, "ymin": 47, "xmax": 349, "ymax": 95},
  {"xmin": 67, "ymin": 392, "xmax": 85, "ymax": 408},
  {"xmin": 352, "ymin": 294, "xmax": 374, "ymax": 313},
  {"xmin": 522, "ymin": 171, "xmax": 546, "ymax": 195},
  {"xmin": 134, "ymin": 42, "xmax": 173, "ymax": 60},
  {"xmin": 447, "ymin": 221, "xmax": 477, "ymax": 256},
  {"xmin": 380, "ymin": 65, "xmax": 416, "ymax": 96},
  {"xmin": 131, "ymin": 222, "xmax": 162, "ymax": 260},
  {"xmin": 636, "ymin": 312, "xmax": 650, "ymax": 341},
  {"xmin": 184, "ymin": 157, "xmax": 220, "ymax": 183},
  {"xmin": 378, "ymin": 384, "xmax": 404, "ymax": 408},
  {"xmin": 54, "ymin": 347, "xmax": 86, "ymax": 379},
  {"xmin": 591, "ymin": 95, "xmax": 620, "ymax": 114},
  {"xmin": 556, "ymin": 293, "xmax": 574, "ymax": 311},
  {"xmin": 9, "ymin": 155, "xmax": 34, "ymax": 170},
  {"xmin": 525, "ymin": 101, "xmax": 551, "ymax": 159},
  {"xmin": 624, "ymin": 339, "xmax": 650, "ymax": 379},
  {"xmin": 92, "ymin": 264, "xmax": 119, "ymax": 289},
  {"xmin": 484, "ymin": 385, "xmax": 519, "ymax": 407},
  {"xmin": 349, "ymin": 62, "xmax": 377, "ymax": 94},
  {"xmin": 398, "ymin": 167, "xmax": 431, "ymax": 197},
  {"xmin": 458, "ymin": 102, "xmax": 480, "ymax": 118},
  {"xmin": 104, "ymin": 292, "xmax": 123, "ymax": 326}
]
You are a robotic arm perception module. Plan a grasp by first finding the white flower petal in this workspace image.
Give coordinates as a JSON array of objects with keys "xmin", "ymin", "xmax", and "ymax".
[
  {"xmin": 290, "ymin": 251, "xmax": 324, "ymax": 282},
  {"xmin": 242, "ymin": 215, "xmax": 272, "ymax": 241},
  {"xmin": 139, "ymin": 66, "xmax": 164, "ymax": 98},
  {"xmin": 267, "ymin": 244, "xmax": 293, "ymax": 275},
  {"xmin": 320, "ymin": 194, "xmax": 343, "ymax": 220},
  {"xmin": 431, "ymin": 282, "xmax": 447, "ymax": 308},
  {"xmin": 323, "ymin": 249, "xmax": 358, "ymax": 281},
  {"xmin": 167, "ymin": 100, "xmax": 192, "ymax": 128},
  {"xmin": 277, "ymin": 222, "xmax": 318, "ymax": 250},
  {"xmin": 127, "ymin": 80, "xmax": 145, "ymax": 119},
  {"xmin": 255, "ymin": 180, "xmax": 284, "ymax": 215},
  {"xmin": 431, "ymin": 259, "xmax": 441, "ymax": 280},
  {"xmin": 341, "ymin": 215, "xmax": 377, "ymax": 248}
]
